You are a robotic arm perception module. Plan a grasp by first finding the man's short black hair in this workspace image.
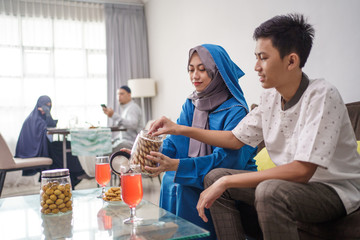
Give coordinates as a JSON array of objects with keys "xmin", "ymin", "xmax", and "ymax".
[
  {"xmin": 120, "ymin": 85, "xmax": 131, "ymax": 93},
  {"xmin": 253, "ymin": 13, "xmax": 315, "ymax": 68}
]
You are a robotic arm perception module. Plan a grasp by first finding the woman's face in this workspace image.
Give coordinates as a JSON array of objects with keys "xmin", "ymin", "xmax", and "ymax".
[{"xmin": 188, "ymin": 52, "xmax": 211, "ymax": 92}]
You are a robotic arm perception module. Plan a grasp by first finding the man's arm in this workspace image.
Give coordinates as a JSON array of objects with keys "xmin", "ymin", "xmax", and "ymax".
[
  {"xmin": 196, "ymin": 160, "xmax": 318, "ymax": 222},
  {"xmin": 149, "ymin": 116, "xmax": 245, "ymax": 150}
]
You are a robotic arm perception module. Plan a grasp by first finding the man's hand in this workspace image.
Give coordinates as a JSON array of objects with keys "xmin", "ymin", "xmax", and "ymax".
[
  {"xmin": 196, "ymin": 177, "xmax": 227, "ymax": 222},
  {"xmin": 196, "ymin": 160, "xmax": 319, "ymax": 222},
  {"xmin": 144, "ymin": 151, "xmax": 179, "ymax": 176},
  {"xmin": 148, "ymin": 116, "xmax": 180, "ymax": 136},
  {"xmin": 103, "ymin": 107, "xmax": 114, "ymax": 118}
]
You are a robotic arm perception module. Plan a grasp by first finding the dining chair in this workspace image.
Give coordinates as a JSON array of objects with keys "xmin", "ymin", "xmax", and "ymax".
[{"xmin": 0, "ymin": 133, "xmax": 53, "ymax": 197}]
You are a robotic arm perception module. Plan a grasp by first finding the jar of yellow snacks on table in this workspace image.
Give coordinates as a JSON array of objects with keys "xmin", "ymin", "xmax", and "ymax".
[{"xmin": 40, "ymin": 169, "xmax": 73, "ymax": 215}]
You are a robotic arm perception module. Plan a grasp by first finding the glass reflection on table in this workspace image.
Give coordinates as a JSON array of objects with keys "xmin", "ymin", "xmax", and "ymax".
[
  {"xmin": 97, "ymin": 204, "xmax": 112, "ymax": 230},
  {"xmin": 0, "ymin": 188, "xmax": 209, "ymax": 239},
  {"xmin": 42, "ymin": 211, "xmax": 73, "ymax": 239}
]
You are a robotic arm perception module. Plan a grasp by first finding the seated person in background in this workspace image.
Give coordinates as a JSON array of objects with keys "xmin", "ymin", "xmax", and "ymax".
[
  {"xmin": 148, "ymin": 14, "xmax": 360, "ymax": 240},
  {"xmin": 16, "ymin": 95, "xmax": 57, "ymax": 161},
  {"xmin": 143, "ymin": 44, "xmax": 258, "ymax": 240},
  {"xmin": 15, "ymin": 95, "xmax": 85, "ymax": 187},
  {"xmin": 103, "ymin": 85, "xmax": 143, "ymax": 151}
]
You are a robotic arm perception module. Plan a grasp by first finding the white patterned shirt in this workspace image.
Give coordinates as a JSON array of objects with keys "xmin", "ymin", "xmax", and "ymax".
[{"xmin": 232, "ymin": 78, "xmax": 360, "ymax": 214}]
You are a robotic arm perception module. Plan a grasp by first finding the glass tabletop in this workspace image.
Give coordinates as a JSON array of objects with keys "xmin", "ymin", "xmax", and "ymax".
[{"xmin": 0, "ymin": 188, "xmax": 209, "ymax": 239}]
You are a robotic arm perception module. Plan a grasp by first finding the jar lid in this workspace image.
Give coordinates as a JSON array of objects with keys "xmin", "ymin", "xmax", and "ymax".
[{"xmin": 42, "ymin": 169, "xmax": 69, "ymax": 177}]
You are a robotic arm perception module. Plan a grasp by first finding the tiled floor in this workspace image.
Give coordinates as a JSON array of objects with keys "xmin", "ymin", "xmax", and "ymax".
[{"xmin": 1, "ymin": 171, "xmax": 162, "ymax": 205}]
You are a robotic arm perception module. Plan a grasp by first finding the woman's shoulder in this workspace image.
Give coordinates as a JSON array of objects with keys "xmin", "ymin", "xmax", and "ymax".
[{"xmin": 214, "ymin": 97, "xmax": 248, "ymax": 113}]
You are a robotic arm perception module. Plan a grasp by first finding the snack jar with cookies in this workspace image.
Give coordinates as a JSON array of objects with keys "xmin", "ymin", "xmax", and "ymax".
[
  {"xmin": 130, "ymin": 130, "xmax": 164, "ymax": 175},
  {"xmin": 40, "ymin": 169, "xmax": 73, "ymax": 215}
]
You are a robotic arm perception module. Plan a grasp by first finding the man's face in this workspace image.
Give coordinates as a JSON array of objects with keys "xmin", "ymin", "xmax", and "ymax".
[
  {"xmin": 254, "ymin": 38, "xmax": 289, "ymax": 89},
  {"xmin": 188, "ymin": 52, "xmax": 212, "ymax": 92},
  {"xmin": 118, "ymin": 89, "xmax": 131, "ymax": 105}
]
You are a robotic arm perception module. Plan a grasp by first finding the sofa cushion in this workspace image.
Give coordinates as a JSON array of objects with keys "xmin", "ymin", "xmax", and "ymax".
[
  {"xmin": 346, "ymin": 101, "xmax": 360, "ymax": 140},
  {"xmin": 254, "ymin": 147, "xmax": 275, "ymax": 171},
  {"xmin": 298, "ymin": 207, "xmax": 360, "ymax": 239},
  {"xmin": 255, "ymin": 141, "xmax": 360, "ymax": 171}
]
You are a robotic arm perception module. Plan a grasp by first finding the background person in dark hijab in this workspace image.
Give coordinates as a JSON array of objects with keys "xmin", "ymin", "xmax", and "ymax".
[
  {"xmin": 143, "ymin": 44, "xmax": 258, "ymax": 239},
  {"xmin": 15, "ymin": 95, "xmax": 85, "ymax": 187},
  {"xmin": 15, "ymin": 95, "xmax": 56, "ymax": 161}
]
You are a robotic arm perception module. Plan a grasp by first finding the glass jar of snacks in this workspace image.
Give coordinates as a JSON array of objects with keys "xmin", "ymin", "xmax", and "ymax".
[
  {"xmin": 40, "ymin": 169, "xmax": 73, "ymax": 215},
  {"xmin": 130, "ymin": 130, "xmax": 164, "ymax": 174}
]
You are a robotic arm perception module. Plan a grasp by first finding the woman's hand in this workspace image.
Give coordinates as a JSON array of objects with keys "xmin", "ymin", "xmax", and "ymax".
[
  {"xmin": 144, "ymin": 151, "xmax": 179, "ymax": 176},
  {"xmin": 148, "ymin": 116, "xmax": 180, "ymax": 136},
  {"xmin": 196, "ymin": 177, "xmax": 227, "ymax": 222}
]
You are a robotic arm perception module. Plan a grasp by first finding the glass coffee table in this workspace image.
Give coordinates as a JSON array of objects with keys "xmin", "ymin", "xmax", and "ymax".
[{"xmin": 0, "ymin": 188, "xmax": 210, "ymax": 239}]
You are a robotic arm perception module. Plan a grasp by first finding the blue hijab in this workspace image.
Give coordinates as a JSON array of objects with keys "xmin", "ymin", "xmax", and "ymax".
[
  {"xmin": 187, "ymin": 44, "xmax": 249, "ymax": 157},
  {"xmin": 201, "ymin": 44, "xmax": 248, "ymax": 110},
  {"xmin": 15, "ymin": 95, "xmax": 56, "ymax": 158}
]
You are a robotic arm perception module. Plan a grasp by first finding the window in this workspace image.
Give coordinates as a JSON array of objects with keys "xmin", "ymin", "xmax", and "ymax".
[{"xmin": 0, "ymin": 7, "xmax": 107, "ymax": 152}]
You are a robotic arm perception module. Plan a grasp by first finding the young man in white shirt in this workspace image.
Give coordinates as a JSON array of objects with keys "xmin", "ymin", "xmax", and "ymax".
[{"xmin": 147, "ymin": 14, "xmax": 360, "ymax": 239}]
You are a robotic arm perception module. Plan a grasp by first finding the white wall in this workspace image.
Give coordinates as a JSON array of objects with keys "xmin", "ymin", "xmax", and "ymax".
[{"xmin": 144, "ymin": 0, "xmax": 360, "ymax": 122}]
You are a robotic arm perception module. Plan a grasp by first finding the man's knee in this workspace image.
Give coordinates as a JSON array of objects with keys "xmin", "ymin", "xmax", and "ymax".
[
  {"xmin": 255, "ymin": 179, "xmax": 289, "ymax": 204},
  {"xmin": 204, "ymin": 168, "xmax": 226, "ymax": 189}
]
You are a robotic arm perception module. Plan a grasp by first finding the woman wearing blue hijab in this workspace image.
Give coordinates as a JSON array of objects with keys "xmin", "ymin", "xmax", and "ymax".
[{"xmin": 145, "ymin": 44, "xmax": 258, "ymax": 239}]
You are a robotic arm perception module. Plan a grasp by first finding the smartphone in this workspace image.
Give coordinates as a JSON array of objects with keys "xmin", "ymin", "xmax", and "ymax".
[{"xmin": 101, "ymin": 104, "xmax": 107, "ymax": 108}]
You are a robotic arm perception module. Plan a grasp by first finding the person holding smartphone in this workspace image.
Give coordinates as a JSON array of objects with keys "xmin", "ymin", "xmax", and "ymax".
[{"xmin": 102, "ymin": 85, "xmax": 143, "ymax": 151}]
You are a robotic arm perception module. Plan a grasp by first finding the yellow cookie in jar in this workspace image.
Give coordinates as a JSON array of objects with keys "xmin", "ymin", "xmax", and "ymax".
[
  {"xmin": 49, "ymin": 194, "xmax": 57, "ymax": 201},
  {"xmin": 57, "ymin": 185, "xmax": 65, "ymax": 192}
]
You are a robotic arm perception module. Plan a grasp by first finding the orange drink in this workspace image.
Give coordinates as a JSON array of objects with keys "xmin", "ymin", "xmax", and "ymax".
[
  {"xmin": 95, "ymin": 163, "xmax": 111, "ymax": 186},
  {"xmin": 121, "ymin": 172, "xmax": 143, "ymax": 224},
  {"xmin": 121, "ymin": 173, "xmax": 143, "ymax": 208},
  {"xmin": 95, "ymin": 156, "xmax": 110, "ymax": 198}
]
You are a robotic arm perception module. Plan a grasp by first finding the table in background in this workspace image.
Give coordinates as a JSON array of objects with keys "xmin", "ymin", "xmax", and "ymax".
[
  {"xmin": 47, "ymin": 127, "xmax": 126, "ymax": 169},
  {"xmin": 0, "ymin": 188, "xmax": 209, "ymax": 239}
]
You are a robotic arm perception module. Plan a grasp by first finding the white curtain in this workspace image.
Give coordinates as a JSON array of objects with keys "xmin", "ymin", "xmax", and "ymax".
[
  {"xmin": 0, "ymin": 0, "xmax": 103, "ymax": 21},
  {"xmin": 0, "ymin": 0, "xmax": 107, "ymax": 153},
  {"xmin": 104, "ymin": 3, "xmax": 152, "ymax": 126}
]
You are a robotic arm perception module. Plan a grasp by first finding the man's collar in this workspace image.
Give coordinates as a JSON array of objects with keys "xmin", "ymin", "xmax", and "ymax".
[{"xmin": 281, "ymin": 73, "xmax": 309, "ymax": 110}]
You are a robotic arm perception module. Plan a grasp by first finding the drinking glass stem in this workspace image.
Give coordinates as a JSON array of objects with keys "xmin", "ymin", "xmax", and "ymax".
[
  {"xmin": 101, "ymin": 186, "xmax": 106, "ymax": 196},
  {"xmin": 130, "ymin": 207, "xmax": 136, "ymax": 220}
]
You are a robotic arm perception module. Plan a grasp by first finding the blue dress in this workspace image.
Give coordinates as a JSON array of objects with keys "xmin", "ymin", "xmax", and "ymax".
[{"xmin": 159, "ymin": 44, "xmax": 258, "ymax": 239}]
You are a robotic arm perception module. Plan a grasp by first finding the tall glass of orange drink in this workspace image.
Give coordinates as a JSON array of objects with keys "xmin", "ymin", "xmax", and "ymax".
[
  {"xmin": 121, "ymin": 172, "xmax": 143, "ymax": 224},
  {"xmin": 95, "ymin": 156, "xmax": 111, "ymax": 198}
]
